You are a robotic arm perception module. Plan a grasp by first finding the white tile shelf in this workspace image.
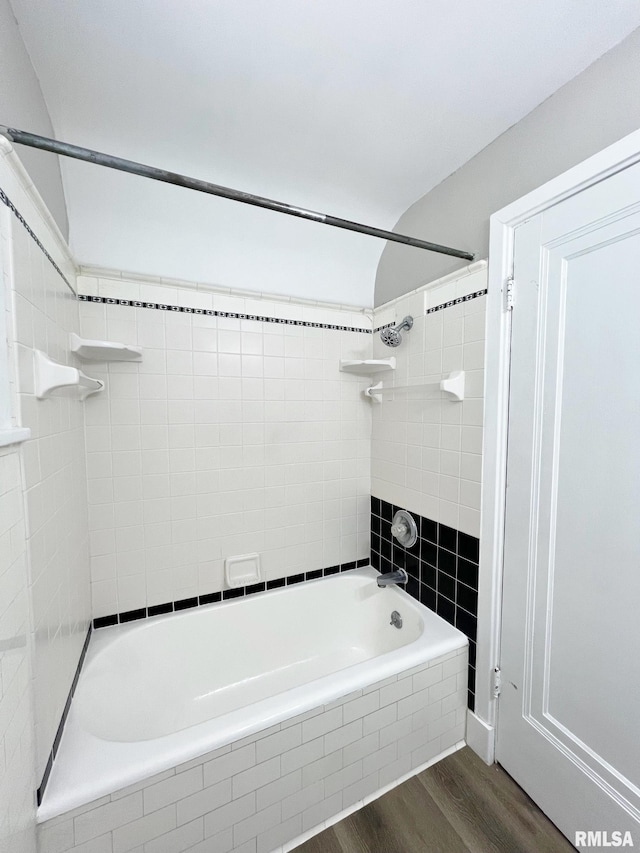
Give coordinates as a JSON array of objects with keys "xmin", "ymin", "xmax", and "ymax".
[
  {"xmin": 70, "ymin": 333, "xmax": 142, "ymax": 362},
  {"xmin": 34, "ymin": 350, "xmax": 104, "ymax": 400},
  {"xmin": 339, "ymin": 358, "xmax": 396, "ymax": 374}
]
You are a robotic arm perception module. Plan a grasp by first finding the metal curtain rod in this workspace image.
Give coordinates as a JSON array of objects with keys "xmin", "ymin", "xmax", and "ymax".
[{"xmin": 0, "ymin": 124, "xmax": 474, "ymax": 261}]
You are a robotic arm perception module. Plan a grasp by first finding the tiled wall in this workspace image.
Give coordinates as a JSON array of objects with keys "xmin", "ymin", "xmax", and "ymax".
[
  {"xmin": 39, "ymin": 647, "xmax": 467, "ymax": 853},
  {"xmin": 0, "ymin": 449, "xmax": 37, "ymax": 853},
  {"xmin": 370, "ymin": 498, "xmax": 479, "ymax": 711},
  {"xmin": 370, "ymin": 262, "xmax": 486, "ymax": 712},
  {"xmin": 371, "ymin": 261, "xmax": 486, "ymax": 539},
  {"xmin": 77, "ymin": 274, "xmax": 373, "ymax": 618},
  {"xmin": 1, "ymin": 143, "xmax": 92, "ymax": 786}
]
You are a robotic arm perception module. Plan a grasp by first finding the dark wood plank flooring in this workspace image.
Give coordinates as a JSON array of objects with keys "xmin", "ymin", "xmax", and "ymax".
[{"xmin": 294, "ymin": 747, "xmax": 575, "ymax": 853}]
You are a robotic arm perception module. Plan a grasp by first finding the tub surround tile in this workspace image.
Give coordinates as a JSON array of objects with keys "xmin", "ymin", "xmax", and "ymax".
[
  {"xmin": 370, "ymin": 498, "xmax": 479, "ymax": 711},
  {"xmin": 38, "ymin": 649, "xmax": 466, "ymax": 853},
  {"xmin": 0, "ymin": 451, "xmax": 37, "ymax": 853},
  {"xmin": 37, "ymin": 626, "xmax": 93, "ymax": 806},
  {"xmin": 91, "ymin": 559, "xmax": 369, "ymax": 629},
  {"xmin": 1, "ymin": 161, "xmax": 92, "ymax": 852},
  {"xmin": 79, "ymin": 277, "xmax": 372, "ymax": 620},
  {"xmin": 371, "ymin": 266, "xmax": 486, "ymax": 539}
]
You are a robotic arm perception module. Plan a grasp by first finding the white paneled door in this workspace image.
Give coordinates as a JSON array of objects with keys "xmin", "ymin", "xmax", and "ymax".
[{"xmin": 497, "ymin": 161, "xmax": 640, "ymax": 845}]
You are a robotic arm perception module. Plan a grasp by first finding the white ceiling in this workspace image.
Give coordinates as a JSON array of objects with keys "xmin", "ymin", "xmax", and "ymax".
[{"xmin": 10, "ymin": 1, "xmax": 640, "ymax": 306}]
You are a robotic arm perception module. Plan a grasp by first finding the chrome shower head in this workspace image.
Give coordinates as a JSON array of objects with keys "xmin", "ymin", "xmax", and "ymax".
[{"xmin": 380, "ymin": 315, "xmax": 413, "ymax": 347}]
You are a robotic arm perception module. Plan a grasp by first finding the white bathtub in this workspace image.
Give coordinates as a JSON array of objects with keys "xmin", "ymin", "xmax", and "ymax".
[{"xmin": 39, "ymin": 568, "xmax": 467, "ymax": 822}]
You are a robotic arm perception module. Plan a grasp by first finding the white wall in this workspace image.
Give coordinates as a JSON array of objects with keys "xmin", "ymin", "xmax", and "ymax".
[
  {"xmin": 78, "ymin": 273, "xmax": 372, "ymax": 618},
  {"xmin": 375, "ymin": 25, "xmax": 640, "ymax": 304},
  {"xmin": 371, "ymin": 263, "xmax": 486, "ymax": 538},
  {"xmin": 0, "ymin": 139, "xmax": 92, "ymax": 785},
  {"xmin": 0, "ymin": 0, "xmax": 68, "ymax": 238}
]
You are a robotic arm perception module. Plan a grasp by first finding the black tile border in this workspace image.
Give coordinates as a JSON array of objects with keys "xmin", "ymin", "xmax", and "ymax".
[
  {"xmin": 93, "ymin": 559, "xmax": 369, "ymax": 630},
  {"xmin": 425, "ymin": 289, "xmax": 487, "ymax": 314},
  {"xmin": 0, "ymin": 186, "xmax": 74, "ymax": 292},
  {"xmin": 370, "ymin": 497, "xmax": 479, "ymax": 712},
  {"xmin": 372, "ymin": 288, "xmax": 487, "ymax": 332},
  {"xmin": 37, "ymin": 623, "xmax": 92, "ymax": 806},
  {"xmin": 78, "ymin": 294, "xmax": 372, "ymax": 334}
]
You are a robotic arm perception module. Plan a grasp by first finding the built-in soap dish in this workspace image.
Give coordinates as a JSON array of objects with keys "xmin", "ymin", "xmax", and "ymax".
[{"xmin": 225, "ymin": 553, "xmax": 261, "ymax": 589}]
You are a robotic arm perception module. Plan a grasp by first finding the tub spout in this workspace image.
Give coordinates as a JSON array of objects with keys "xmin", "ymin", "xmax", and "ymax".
[{"xmin": 376, "ymin": 569, "xmax": 408, "ymax": 588}]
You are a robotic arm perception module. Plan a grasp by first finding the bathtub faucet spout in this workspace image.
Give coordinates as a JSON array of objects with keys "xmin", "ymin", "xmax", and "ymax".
[{"xmin": 376, "ymin": 569, "xmax": 408, "ymax": 588}]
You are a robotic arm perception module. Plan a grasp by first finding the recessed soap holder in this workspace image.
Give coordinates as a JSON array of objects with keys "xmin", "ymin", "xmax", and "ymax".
[{"xmin": 225, "ymin": 553, "xmax": 261, "ymax": 589}]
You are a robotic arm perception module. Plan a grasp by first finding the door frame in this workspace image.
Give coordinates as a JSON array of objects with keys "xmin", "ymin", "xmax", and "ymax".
[{"xmin": 473, "ymin": 126, "xmax": 640, "ymax": 763}]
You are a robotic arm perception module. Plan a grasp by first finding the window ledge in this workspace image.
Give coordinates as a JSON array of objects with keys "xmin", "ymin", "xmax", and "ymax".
[{"xmin": 0, "ymin": 427, "xmax": 31, "ymax": 448}]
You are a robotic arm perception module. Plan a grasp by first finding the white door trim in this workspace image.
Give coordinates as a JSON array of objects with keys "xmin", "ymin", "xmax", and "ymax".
[{"xmin": 476, "ymin": 126, "xmax": 640, "ymax": 760}]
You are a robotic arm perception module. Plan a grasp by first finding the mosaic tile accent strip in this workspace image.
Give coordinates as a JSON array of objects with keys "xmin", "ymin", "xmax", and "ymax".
[
  {"xmin": 78, "ymin": 294, "xmax": 372, "ymax": 333},
  {"xmin": 93, "ymin": 560, "xmax": 370, "ymax": 630},
  {"xmin": 372, "ymin": 288, "xmax": 487, "ymax": 331},
  {"xmin": 425, "ymin": 289, "xmax": 487, "ymax": 314},
  {"xmin": 0, "ymin": 186, "xmax": 74, "ymax": 291},
  {"xmin": 370, "ymin": 497, "xmax": 478, "ymax": 711}
]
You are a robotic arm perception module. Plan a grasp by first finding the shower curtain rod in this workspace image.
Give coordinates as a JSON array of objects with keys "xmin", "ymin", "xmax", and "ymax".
[{"xmin": 0, "ymin": 124, "xmax": 474, "ymax": 261}]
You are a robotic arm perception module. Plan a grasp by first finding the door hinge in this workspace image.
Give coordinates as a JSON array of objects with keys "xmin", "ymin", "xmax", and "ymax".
[
  {"xmin": 504, "ymin": 277, "xmax": 514, "ymax": 311},
  {"xmin": 492, "ymin": 666, "xmax": 502, "ymax": 698}
]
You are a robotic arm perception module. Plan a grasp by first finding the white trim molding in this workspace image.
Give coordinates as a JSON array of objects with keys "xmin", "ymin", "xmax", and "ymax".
[
  {"xmin": 476, "ymin": 126, "xmax": 640, "ymax": 760},
  {"xmin": 466, "ymin": 710, "xmax": 495, "ymax": 765}
]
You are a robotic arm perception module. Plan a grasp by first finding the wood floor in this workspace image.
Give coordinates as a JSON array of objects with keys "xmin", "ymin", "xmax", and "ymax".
[{"xmin": 294, "ymin": 747, "xmax": 576, "ymax": 853}]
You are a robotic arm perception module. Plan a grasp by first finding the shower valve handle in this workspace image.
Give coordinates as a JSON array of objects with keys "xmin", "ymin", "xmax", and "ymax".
[{"xmin": 391, "ymin": 519, "xmax": 408, "ymax": 538}]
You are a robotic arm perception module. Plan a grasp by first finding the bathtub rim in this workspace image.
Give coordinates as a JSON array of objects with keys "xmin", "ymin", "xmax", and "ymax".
[{"xmin": 38, "ymin": 567, "xmax": 467, "ymax": 823}]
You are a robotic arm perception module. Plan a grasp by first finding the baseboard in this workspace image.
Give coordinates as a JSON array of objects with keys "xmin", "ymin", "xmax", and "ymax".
[
  {"xmin": 466, "ymin": 709, "xmax": 495, "ymax": 764},
  {"xmin": 282, "ymin": 740, "xmax": 465, "ymax": 853}
]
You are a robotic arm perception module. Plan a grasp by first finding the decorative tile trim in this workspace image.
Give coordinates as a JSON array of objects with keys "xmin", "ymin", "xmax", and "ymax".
[
  {"xmin": 93, "ymin": 559, "xmax": 369, "ymax": 630},
  {"xmin": 370, "ymin": 497, "xmax": 478, "ymax": 711},
  {"xmin": 78, "ymin": 294, "xmax": 372, "ymax": 333},
  {"xmin": 37, "ymin": 625, "xmax": 92, "ymax": 806},
  {"xmin": 425, "ymin": 289, "xmax": 487, "ymax": 315},
  {"xmin": 0, "ymin": 186, "xmax": 74, "ymax": 291},
  {"xmin": 371, "ymin": 288, "xmax": 487, "ymax": 332}
]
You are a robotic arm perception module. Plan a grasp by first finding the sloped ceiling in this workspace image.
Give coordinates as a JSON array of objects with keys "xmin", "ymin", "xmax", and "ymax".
[{"xmin": 9, "ymin": 1, "xmax": 640, "ymax": 306}]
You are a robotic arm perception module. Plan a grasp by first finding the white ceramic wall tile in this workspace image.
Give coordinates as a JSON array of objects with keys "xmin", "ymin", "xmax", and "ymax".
[
  {"xmin": 371, "ymin": 267, "xmax": 487, "ymax": 537},
  {"xmin": 1, "ymin": 152, "xmax": 92, "ymax": 786},
  {"xmin": 0, "ymin": 154, "xmax": 90, "ymax": 812},
  {"xmin": 0, "ymin": 448, "xmax": 37, "ymax": 853},
  {"xmin": 77, "ymin": 275, "xmax": 373, "ymax": 616},
  {"xmin": 38, "ymin": 647, "xmax": 467, "ymax": 853}
]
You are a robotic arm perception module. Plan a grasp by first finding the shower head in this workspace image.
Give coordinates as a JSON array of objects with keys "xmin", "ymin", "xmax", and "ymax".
[{"xmin": 380, "ymin": 316, "xmax": 413, "ymax": 348}]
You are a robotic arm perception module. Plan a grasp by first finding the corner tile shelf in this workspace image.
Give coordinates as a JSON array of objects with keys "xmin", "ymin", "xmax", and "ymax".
[
  {"xmin": 70, "ymin": 333, "xmax": 142, "ymax": 362},
  {"xmin": 34, "ymin": 350, "xmax": 104, "ymax": 400},
  {"xmin": 365, "ymin": 370, "xmax": 465, "ymax": 403},
  {"xmin": 339, "ymin": 357, "xmax": 396, "ymax": 374}
]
